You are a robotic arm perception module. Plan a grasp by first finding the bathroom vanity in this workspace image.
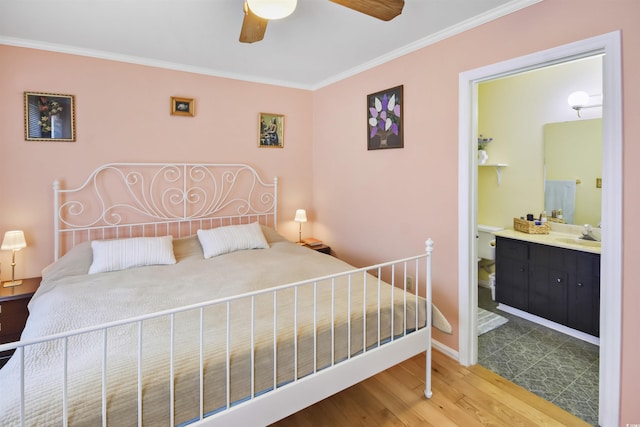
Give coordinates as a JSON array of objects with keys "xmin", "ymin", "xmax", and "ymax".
[{"xmin": 494, "ymin": 229, "xmax": 600, "ymax": 338}]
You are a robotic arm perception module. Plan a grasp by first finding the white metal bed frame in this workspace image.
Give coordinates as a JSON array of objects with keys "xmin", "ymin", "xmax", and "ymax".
[
  {"xmin": 53, "ymin": 163, "xmax": 278, "ymax": 261},
  {"xmin": 1, "ymin": 163, "xmax": 434, "ymax": 426}
]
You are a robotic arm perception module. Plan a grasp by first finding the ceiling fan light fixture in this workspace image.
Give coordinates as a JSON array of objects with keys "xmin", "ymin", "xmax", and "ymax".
[{"xmin": 247, "ymin": 0, "xmax": 297, "ymax": 20}]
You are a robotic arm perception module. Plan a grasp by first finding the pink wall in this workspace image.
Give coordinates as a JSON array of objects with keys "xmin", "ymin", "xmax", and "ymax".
[
  {"xmin": 312, "ymin": 0, "xmax": 639, "ymax": 424},
  {"xmin": 2, "ymin": 0, "xmax": 639, "ymax": 423},
  {"xmin": 0, "ymin": 46, "xmax": 314, "ymax": 278}
]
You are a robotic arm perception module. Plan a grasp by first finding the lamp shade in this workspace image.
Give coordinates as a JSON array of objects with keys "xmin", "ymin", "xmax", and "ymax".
[
  {"xmin": 247, "ymin": 0, "xmax": 297, "ymax": 20},
  {"xmin": 294, "ymin": 209, "xmax": 307, "ymax": 223},
  {"xmin": 567, "ymin": 91, "xmax": 590, "ymax": 108},
  {"xmin": 1, "ymin": 230, "xmax": 26, "ymax": 251}
]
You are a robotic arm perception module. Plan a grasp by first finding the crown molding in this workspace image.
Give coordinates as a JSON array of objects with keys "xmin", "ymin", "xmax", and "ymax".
[
  {"xmin": 1, "ymin": 0, "xmax": 542, "ymax": 91},
  {"xmin": 311, "ymin": 0, "xmax": 543, "ymax": 89}
]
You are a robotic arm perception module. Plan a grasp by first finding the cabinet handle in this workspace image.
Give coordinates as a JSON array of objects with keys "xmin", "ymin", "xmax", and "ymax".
[
  {"xmin": 577, "ymin": 282, "xmax": 584, "ymax": 287},
  {"xmin": 556, "ymin": 278, "xmax": 563, "ymax": 284}
]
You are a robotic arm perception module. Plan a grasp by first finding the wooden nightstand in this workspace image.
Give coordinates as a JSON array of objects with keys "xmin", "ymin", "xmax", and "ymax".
[{"xmin": 0, "ymin": 277, "xmax": 41, "ymax": 368}]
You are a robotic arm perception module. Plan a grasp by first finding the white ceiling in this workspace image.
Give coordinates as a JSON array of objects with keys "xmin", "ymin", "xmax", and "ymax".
[{"xmin": 0, "ymin": 0, "xmax": 540, "ymax": 89}]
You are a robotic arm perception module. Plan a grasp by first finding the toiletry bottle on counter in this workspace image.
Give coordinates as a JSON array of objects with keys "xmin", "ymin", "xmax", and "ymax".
[
  {"xmin": 557, "ymin": 209, "xmax": 563, "ymax": 220},
  {"xmin": 541, "ymin": 211, "xmax": 548, "ymax": 224}
]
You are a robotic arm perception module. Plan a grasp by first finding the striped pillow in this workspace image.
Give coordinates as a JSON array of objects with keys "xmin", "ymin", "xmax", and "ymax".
[
  {"xmin": 197, "ymin": 222, "xmax": 269, "ymax": 259},
  {"xmin": 88, "ymin": 235, "xmax": 176, "ymax": 274}
]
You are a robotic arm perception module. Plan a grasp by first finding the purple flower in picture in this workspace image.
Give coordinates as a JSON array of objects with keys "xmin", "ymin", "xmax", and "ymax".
[{"xmin": 369, "ymin": 91, "xmax": 401, "ymax": 139}]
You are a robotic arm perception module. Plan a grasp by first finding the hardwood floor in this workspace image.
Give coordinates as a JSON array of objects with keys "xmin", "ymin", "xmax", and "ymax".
[{"xmin": 270, "ymin": 350, "xmax": 592, "ymax": 426}]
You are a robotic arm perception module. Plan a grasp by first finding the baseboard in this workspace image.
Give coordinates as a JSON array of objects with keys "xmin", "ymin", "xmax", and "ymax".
[
  {"xmin": 431, "ymin": 338, "xmax": 459, "ymax": 361},
  {"xmin": 496, "ymin": 303, "xmax": 600, "ymax": 346}
]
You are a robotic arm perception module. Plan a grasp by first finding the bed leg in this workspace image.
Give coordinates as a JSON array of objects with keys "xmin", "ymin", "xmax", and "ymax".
[
  {"xmin": 424, "ymin": 326, "xmax": 433, "ymax": 398},
  {"xmin": 424, "ymin": 238, "xmax": 434, "ymax": 399},
  {"xmin": 424, "ymin": 344, "xmax": 433, "ymax": 398}
]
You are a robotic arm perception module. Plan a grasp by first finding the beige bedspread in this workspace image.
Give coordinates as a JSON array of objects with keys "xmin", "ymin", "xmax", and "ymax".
[{"xmin": 0, "ymin": 228, "xmax": 450, "ymax": 426}]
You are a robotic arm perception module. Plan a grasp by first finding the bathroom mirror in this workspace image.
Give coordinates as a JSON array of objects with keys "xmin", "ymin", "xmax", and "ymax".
[{"xmin": 543, "ymin": 118, "xmax": 602, "ymax": 225}]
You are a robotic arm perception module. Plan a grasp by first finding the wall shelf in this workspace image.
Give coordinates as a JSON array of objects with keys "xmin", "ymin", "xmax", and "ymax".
[{"xmin": 479, "ymin": 163, "xmax": 508, "ymax": 185}]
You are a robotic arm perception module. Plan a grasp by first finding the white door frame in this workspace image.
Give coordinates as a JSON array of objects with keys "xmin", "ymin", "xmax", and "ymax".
[{"xmin": 458, "ymin": 31, "xmax": 622, "ymax": 427}]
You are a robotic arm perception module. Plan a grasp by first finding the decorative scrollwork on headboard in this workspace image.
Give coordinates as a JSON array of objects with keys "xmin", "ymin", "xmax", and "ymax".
[{"xmin": 53, "ymin": 163, "xmax": 277, "ymax": 259}]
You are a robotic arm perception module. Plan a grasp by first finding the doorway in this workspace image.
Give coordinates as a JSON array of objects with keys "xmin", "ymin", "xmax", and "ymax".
[{"xmin": 457, "ymin": 32, "xmax": 622, "ymax": 427}]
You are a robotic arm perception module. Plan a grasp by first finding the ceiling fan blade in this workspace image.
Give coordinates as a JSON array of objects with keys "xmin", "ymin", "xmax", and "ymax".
[
  {"xmin": 239, "ymin": 1, "xmax": 268, "ymax": 43},
  {"xmin": 329, "ymin": 0, "xmax": 404, "ymax": 21}
]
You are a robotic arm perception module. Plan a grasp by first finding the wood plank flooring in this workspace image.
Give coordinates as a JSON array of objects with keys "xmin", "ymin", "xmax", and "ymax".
[{"xmin": 270, "ymin": 350, "xmax": 593, "ymax": 426}]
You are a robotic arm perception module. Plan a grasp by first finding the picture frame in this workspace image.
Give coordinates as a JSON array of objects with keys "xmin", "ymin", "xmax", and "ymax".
[
  {"xmin": 367, "ymin": 85, "xmax": 403, "ymax": 150},
  {"xmin": 171, "ymin": 97, "xmax": 195, "ymax": 116},
  {"xmin": 24, "ymin": 92, "xmax": 76, "ymax": 142},
  {"xmin": 258, "ymin": 112, "xmax": 284, "ymax": 148}
]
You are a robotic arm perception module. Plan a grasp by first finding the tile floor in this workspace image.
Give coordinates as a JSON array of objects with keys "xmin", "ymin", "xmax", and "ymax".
[{"xmin": 477, "ymin": 286, "xmax": 600, "ymax": 426}]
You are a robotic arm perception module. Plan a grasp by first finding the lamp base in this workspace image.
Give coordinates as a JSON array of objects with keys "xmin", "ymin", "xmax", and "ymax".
[{"xmin": 3, "ymin": 280, "xmax": 22, "ymax": 288}]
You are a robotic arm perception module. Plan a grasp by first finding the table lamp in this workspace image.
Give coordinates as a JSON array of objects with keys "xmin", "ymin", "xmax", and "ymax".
[
  {"xmin": 2, "ymin": 230, "xmax": 27, "ymax": 287},
  {"xmin": 294, "ymin": 209, "xmax": 307, "ymax": 243}
]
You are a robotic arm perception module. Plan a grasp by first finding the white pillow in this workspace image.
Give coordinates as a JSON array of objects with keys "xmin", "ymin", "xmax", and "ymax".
[
  {"xmin": 197, "ymin": 222, "xmax": 269, "ymax": 259},
  {"xmin": 89, "ymin": 235, "xmax": 176, "ymax": 274}
]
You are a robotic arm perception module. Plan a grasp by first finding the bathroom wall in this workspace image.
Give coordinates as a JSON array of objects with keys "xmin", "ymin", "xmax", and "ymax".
[{"xmin": 477, "ymin": 56, "xmax": 602, "ymax": 229}]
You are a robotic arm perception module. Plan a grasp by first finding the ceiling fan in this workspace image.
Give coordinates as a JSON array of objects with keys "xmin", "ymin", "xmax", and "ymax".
[{"xmin": 239, "ymin": 0, "xmax": 405, "ymax": 43}]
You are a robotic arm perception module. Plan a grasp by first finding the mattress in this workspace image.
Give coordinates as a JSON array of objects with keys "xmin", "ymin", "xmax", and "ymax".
[{"xmin": 0, "ymin": 227, "xmax": 450, "ymax": 426}]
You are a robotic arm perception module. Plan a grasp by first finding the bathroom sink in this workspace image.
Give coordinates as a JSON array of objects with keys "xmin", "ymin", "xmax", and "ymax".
[{"xmin": 555, "ymin": 237, "xmax": 601, "ymax": 248}]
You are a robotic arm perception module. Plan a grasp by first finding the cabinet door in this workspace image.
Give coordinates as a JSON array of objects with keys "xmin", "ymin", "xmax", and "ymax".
[
  {"xmin": 568, "ymin": 252, "xmax": 601, "ymax": 336},
  {"xmin": 495, "ymin": 238, "xmax": 529, "ymax": 311},
  {"xmin": 528, "ymin": 244, "xmax": 575, "ymax": 324},
  {"xmin": 529, "ymin": 266, "xmax": 568, "ymax": 324}
]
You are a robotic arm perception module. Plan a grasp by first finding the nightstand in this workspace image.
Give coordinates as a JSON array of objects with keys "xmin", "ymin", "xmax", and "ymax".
[
  {"xmin": 306, "ymin": 243, "xmax": 331, "ymax": 255},
  {"xmin": 0, "ymin": 277, "xmax": 41, "ymax": 368}
]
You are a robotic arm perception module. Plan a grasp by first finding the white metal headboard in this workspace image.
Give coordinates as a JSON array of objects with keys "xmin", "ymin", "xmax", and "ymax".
[{"xmin": 53, "ymin": 163, "xmax": 278, "ymax": 260}]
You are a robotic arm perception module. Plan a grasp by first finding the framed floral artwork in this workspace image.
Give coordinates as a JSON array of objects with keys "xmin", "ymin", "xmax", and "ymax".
[
  {"xmin": 24, "ymin": 92, "xmax": 76, "ymax": 142},
  {"xmin": 367, "ymin": 85, "xmax": 403, "ymax": 150},
  {"xmin": 171, "ymin": 96, "xmax": 195, "ymax": 116},
  {"xmin": 258, "ymin": 112, "xmax": 284, "ymax": 148}
]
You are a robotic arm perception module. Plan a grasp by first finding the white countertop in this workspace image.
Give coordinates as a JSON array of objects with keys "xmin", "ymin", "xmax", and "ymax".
[{"xmin": 493, "ymin": 228, "xmax": 601, "ymax": 254}]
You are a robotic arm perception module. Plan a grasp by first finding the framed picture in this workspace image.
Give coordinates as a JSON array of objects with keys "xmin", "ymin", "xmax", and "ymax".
[
  {"xmin": 258, "ymin": 113, "xmax": 284, "ymax": 148},
  {"xmin": 171, "ymin": 97, "xmax": 195, "ymax": 116},
  {"xmin": 367, "ymin": 85, "xmax": 403, "ymax": 150},
  {"xmin": 24, "ymin": 92, "xmax": 76, "ymax": 142}
]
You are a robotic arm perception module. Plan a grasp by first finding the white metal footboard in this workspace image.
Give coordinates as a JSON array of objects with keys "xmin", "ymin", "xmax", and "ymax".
[{"xmin": 0, "ymin": 240, "xmax": 434, "ymax": 427}]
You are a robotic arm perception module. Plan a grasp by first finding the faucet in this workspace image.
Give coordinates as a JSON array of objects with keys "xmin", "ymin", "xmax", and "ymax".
[{"xmin": 581, "ymin": 224, "xmax": 601, "ymax": 242}]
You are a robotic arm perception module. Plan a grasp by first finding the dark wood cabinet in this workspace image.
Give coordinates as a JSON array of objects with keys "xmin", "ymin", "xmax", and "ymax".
[
  {"xmin": 495, "ymin": 237, "xmax": 600, "ymax": 337},
  {"xmin": 495, "ymin": 238, "xmax": 529, "ymax": 311},
  {"xmin": 0, "ymin": 277, "xmax": 41, "ymax": 368},
  {"xmin": 568, "ymin": 252, "xmax": 600, "ymax": 336}
]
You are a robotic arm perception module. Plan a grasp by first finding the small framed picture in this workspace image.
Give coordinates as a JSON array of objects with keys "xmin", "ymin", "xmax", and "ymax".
[
  {"xmin": 24, "ymin": 92, "xmax": 76, "ymax": 142},
  {"xmin": 258, "ymin": 113, "xmax": 284, "ymax": 148},
  {"xmin": 171, "ymin": 97, "xmax": 195, "ymax": 116},
  {"xmin": 367, "ymin": 85, "xmax": 403, "ymax": 150}
]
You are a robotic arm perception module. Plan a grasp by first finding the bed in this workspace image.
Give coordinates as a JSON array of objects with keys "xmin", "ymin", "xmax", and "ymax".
[{"xmin": 0, "ymin": 163, "xmax": 451, "ymax": 426}]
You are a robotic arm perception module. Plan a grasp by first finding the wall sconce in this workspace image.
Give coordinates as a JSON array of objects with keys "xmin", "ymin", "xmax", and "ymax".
[
  {"xmin": 294, "ymin": 209, "xmax": 307, "ymax": 243},
  {"xmin": 1, "ymin": 230, "xmax": 27, "ymax": 287},
  {"xmin": 568, "ymin": 91, "xmax": 602, "ymax": 117},
  {"xmin": 246, "ymin": 0, "xmax": 297, "ymax": 20}
]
